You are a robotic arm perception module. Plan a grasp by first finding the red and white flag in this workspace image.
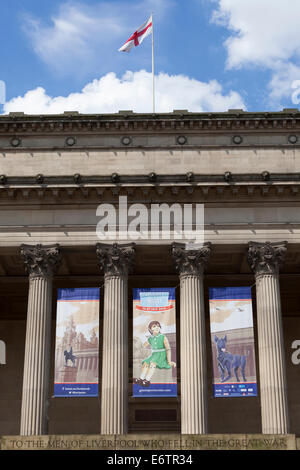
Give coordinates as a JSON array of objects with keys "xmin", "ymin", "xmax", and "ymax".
[{"xmin": 119, "ymin": 15, "xmax": 153, "ymax": 52}]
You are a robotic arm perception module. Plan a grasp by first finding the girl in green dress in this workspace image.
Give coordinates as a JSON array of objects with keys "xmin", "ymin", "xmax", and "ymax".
[{"xmin": 135, "ymin": 321, "xmax": 176, "ymax": 387}]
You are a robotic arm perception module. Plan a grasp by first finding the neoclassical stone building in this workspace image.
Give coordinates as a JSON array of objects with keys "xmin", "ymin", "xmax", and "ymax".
[{"xmin": 0, "ymin": 109, "xmax": 300, "ymax": 439}]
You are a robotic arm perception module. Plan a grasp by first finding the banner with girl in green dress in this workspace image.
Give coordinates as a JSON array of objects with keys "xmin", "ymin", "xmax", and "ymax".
[{"xmin": 132, "ymin": 288, "xmax": 177, "ymax": 397}]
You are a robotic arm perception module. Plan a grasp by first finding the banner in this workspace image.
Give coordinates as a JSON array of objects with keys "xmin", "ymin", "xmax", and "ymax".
[
  {"xmin": 132, "ymin": 288, "xmax": 177, "ymax": 397},
  {"xmin": 209, "ymin": 287, "xmax": 258, "ymax": 398},
  {"xmin": 54, "ymin": 288, "xmax": 100, "ymax": 397}
]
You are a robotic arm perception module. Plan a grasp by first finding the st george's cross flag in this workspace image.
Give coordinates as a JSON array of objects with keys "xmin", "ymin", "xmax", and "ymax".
[{"xmin": 119, "ymin": 15, "xmax": 153, "ymax": 52}]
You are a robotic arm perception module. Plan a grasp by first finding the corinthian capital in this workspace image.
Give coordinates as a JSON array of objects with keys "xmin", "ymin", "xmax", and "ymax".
[
  {"xmin": 20, "ymin": 244, "xmax": 61, "ymax": 279},
  {"xmin": 96, "ymin": 243, "xmax": 136, "ymax": 278},
  {"xmin": 171, "ymin": 242, "xmax": 211, "ymax": 277},
  {"xmin": 247, "ymin": 241, "xmax": 287, "ymax": 276}
]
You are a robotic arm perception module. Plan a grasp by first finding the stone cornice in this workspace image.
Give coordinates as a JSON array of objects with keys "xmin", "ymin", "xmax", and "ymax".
[
  {"xmin": 1, "ymin": 180, "xmax": 300, "ymax": 203},
  {"xmin": 1, "ymin": 172, "xmax": 300, "ymax": 187},
  {"xmin": 1, "ymin": 109, "xmax": 300, "ymax": 135}
]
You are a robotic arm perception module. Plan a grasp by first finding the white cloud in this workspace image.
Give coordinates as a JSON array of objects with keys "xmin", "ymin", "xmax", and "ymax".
[
  {"xmin": 210, "ymin": 0, "xmax": 300, "ymax": 106},
  {"xmin": 22, "ymin": 1, "xmax": 174, "ymax": 77},
  {"xmin": 3, "ymin": 70, "xmax": 245, "ymax": 114},
  {"xmin": 268, "ymin": 63, "xmax": 300, "ymax": 107},
  {"xmin": 211, "ymin": 0, "xmax": 300, "ymax": 69}
]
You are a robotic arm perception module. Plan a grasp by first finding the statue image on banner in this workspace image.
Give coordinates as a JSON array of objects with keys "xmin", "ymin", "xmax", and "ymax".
[
  {"xmin": 64, "ymin": 345, "xmax": 76, "ymax": 367},
  {"xmin": 54, "ymin": 287, "xmax": 100, "ymax": 397},
  {"xmin": 132, "ymin": 288, "xmax": 177, "ymax": 397}
]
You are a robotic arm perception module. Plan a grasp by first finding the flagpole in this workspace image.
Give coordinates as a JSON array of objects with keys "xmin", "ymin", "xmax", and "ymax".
[{"xmin": 151, "ymin": 13, "xmax": 155, "ymax": 113}]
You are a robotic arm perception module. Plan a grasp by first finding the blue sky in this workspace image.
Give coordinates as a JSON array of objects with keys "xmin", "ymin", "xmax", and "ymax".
[{"xmin": 1, "ymin": 0, "xmax": 300, "ymax": 114}]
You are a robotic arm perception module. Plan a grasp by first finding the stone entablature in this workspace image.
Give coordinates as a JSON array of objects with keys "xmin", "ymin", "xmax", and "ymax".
[
  {"xmin": 1, "ymin": 148, "xmax": 300, "ymax": 179},
  {"xmin": 1, "ymin": 109, "xmax": 300, "ymax": 180},
  {"xmin": 0, "ymin": 110, "xmax": 300, "ymax": 152}
]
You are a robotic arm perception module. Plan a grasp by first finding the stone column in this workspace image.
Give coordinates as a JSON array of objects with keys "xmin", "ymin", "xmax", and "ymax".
[
  {"xmin": 248, "ymin": 241, "xmax": 289, "ymax": 434},
  {"xmin": 96, "ymin": 242, "xmax": 136, "ymax": 435},
  {"xmin": 172, "ymin": 242, "xmax": 211, "ymax": 434},
  {"xmin": 20, "ymin": 244, "xmax": 61, "ymax": 436}
]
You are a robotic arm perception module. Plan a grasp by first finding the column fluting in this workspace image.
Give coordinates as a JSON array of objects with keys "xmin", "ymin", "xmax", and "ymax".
[
  {"xmin": 248, "ymin": 241, "xmax": 289, "ymax": 434},
  {"xmin": 20, "ymin": 244, "xmax": 61, "ymax": 436},
  {"xmin": 172, "ymin": 242, "xmax": 211, "ymax": 434},
  {"xmin": 96, "ymin": 242, "xmax": 135, "ymax": 434}
]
